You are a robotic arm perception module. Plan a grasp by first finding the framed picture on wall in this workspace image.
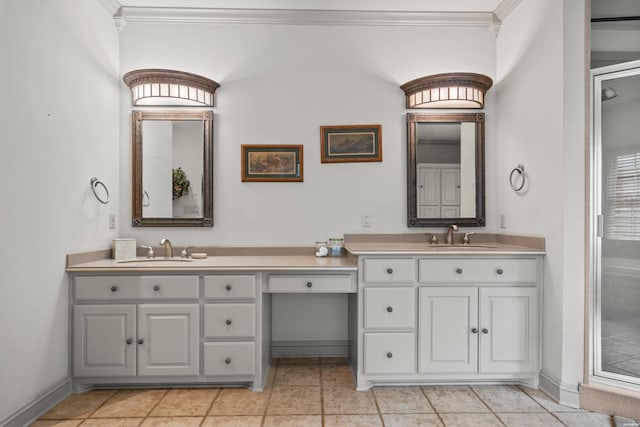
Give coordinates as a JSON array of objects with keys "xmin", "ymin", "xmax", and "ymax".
[
  {"xmin": 320, "ymin": 124, "xmax": 382, "ymax": 163},
  {"xmin": 241, "ymin": 144, "xmax": 304, "ymax": 182}
]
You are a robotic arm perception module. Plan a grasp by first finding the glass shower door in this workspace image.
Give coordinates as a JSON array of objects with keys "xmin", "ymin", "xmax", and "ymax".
[{"xmin": 593, "ymin": 60, "xmax": 640, "ymax": 385}]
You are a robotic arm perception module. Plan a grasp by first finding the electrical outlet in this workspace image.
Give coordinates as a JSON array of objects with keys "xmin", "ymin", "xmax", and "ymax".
[
  {"xmin": 361, "ymin": 212, "xmax": 372, "ymax": 227},
  {"xmin": 109, "ymin": 213, "xmax": 117, "ymax": 229}
]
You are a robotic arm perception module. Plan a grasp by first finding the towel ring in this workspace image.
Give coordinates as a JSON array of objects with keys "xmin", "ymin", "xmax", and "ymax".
[
  {"xmin": 509, "ymin": 164, "xmax": 526, "ymax": 192},
  {"xmin": 90, "ymin": 177, "xmax": 110, "ymax": 204}
]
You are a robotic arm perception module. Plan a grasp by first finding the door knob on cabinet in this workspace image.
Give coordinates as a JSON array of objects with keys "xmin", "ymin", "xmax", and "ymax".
[
  {"xmin": 387, "ymin": 306, "xmax": 393, "ymax": 313},
  {"xmin": 126, "ymin": 338, "xmax": 133, "ymax": 344},
  {"xmin": 225, "ymin": 284, "xmax": 232, "ymax": 291},
  {"xmin": 110, "ymin": 285, "xmax": 118, "ymax": 292},
  {"xmin": 471, "ymin": 328, "xmax": 478, "ymax": 334},
  {"xmin": 137, "ymin": 338, "xmax": 144, "ymax": 345},
  {"xmin": 482, "ymin": 328, "xmax": 489, "ymax": 334},
  {"xmin": 386, "ymin": 268, "xmax": 393, "ymax": 274},
  {"xmin": 386, "ymin": 352, "xmax": 393, "ymax": 359},
  {"xmin": 496, "ymin": 269, "xmax": 504, "ymax": 275},
  {"xmin": 225, "ymin": 358, "xmax": 232, "ymax": 365},
  {"xmin": 306, "ymin": 282, "xmax": 313, "ymax": 288},
  {"xmin": 153, "ymin": 285, "xmax": 160, "ymax": 291},
  {"xmin": 456, "ymin": 268, "xmax": 463, "ymax": 274},
  {"xmin": 225, "ymin": 319, "xmax": 232, "ymax": 326}
]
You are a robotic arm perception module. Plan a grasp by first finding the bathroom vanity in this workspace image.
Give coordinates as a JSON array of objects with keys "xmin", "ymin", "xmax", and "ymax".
[{"xmin": 66, "ymin": 234, "xmax": 544, "ymax": 392}]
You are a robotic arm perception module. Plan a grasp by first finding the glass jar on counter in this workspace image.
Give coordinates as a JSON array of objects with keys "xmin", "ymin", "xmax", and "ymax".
[
  {"xmin": 315, "ymin": 241, "xmax": 329, "ymax": 257},
  {"xmin": 328, "ymin": 238, "xmax": 344, "ymax": 257}
]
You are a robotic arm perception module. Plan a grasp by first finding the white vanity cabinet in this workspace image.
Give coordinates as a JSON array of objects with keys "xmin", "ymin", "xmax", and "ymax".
[{"xmin": 355, "ymin": 254, "xmax": 542, "ymax": 390}]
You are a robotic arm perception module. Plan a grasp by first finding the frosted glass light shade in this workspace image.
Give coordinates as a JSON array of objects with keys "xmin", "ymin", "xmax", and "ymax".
[
  {"xmin": 123, "ymin": 69, "xmax": 220, "ymax": 107},
  {"xmin": 401, "ymin": 73, "xmax": 493, "ymax": 109}
]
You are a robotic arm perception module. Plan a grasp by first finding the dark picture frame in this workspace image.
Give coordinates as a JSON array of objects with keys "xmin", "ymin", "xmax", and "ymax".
[
  {"xmin": 241, "ymin": 144, "xmax": 304, "ymax": 182},
  {"xmin": 320, "ymin": 124, "xmax": 382, "ymax": 163}
]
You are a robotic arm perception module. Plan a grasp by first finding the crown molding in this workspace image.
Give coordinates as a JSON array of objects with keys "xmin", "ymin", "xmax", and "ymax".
[
  {"xmin": 117, "ymin": 7, "xmax": 497, "ymax": 27},
  {"xmin": 493, "ymin": 0, "xmax": 521, "ymax": 22},
  {"xmin": 97, "ymin": 0, "xmax": 122, "ymax": 15}
]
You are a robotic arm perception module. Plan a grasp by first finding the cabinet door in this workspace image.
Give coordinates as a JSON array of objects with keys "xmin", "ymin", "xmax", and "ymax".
[
  {"xmin": 73, "ymin": 305, "xmax": 136, "ymax": 377},
  {"xmin": 441, "ymin": 168, "xmax": 460, "ymax": 205},
  {"xmin": 417, "ymin": 166, "xmax": 440, "ymax": 205},
  {"xmin": 478, "ymin": 288, "xmax": 538, "ymax": 374},
  {"xmin": 419, "ymin": 287, "xmax": 478, "ymax": 374},
  {"xmin": 364, "ymin": 287, "xmax": 414, "ymax": 329},
  {"xmin": 137, "ymin": 304, "xmax": 199, "ymax": 376}
]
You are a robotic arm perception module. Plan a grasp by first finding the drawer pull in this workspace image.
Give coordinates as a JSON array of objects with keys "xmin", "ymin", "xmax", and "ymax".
[
  {"xmin": 471, "ymin": 328, "xmax": 478, "ymax": 334},
  {"xmin": 225, "ymin": 358, "xmax": 232, "ymax": 365},
  {"xmin": 482, "ymin": 328, "xmax": 489, "ymax": 334},
  {"xmin": 225, "ymin": 284, "xmax": 232, "ymax": 291},
  {"xmin": 137, "ymin": 338, "xmax": 144, "ymax": 345},
  {"xmin": 225, "ymin": 319, "xmax": 232, "ymax": 326},
  {"xmin": 126, "ymin": 338, "xmax": 133, "ymax": 345},
  {"xmin": 153, "ymin": 285, "xmax": 160, "ymax": 291},
  {"xmin": 110, "ymin": 285, "xmax": 118, "ymax": 292},
  {"xmin": 496, "ymin": 269, "xmax": 504, "ymax": 275},
  {"xmin": 386, "ymin": 268, "xmax": 393, "ymax": 274},
  {"xmin": 306, "ymin": 282, "xmax": 313, "ymax": 288},
  {"xmin": 456, "ymin": 268, "xmax": 463, "ymax": 274},
  {"xmin": 386, "ymin": 352, "xmax": 393, "ymax": 359},
  {"xmin": 386, "ymin": 306, "xmax": 393, "ymax": 313}
]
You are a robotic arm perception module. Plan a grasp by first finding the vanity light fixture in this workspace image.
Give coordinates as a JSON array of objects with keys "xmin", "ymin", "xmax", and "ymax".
[
  {"xmin": 123, "ymin": 69, "xmax": 220, "ymax": 107},
  {"xmin": 400, "ymin": 73, "xmax": 493, "ymax": 109}
]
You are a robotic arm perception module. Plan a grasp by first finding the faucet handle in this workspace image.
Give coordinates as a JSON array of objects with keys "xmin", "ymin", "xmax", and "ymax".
[
  {"xmin": 430, "ymin": 234, "xmax": 438, "ymax": 245},
  {"xmin": 463, "ymin": 232, "xmax": 476, "ymax": 245},
  {"xmin": 140, "ymin": 245, "xmax": 155, "ymax": 258},
  {"xmin": 181, "ymin": 245, "xmax": 194, "ymax": 258}
]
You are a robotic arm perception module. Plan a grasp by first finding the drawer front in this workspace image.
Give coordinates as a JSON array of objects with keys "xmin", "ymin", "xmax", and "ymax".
[
  {"xmin": 203, "ymin": 342, "xmax": 256, "ymax": 376},
  {"xmin": 364, "ymin": 332, "xmax": 415, "ymax": 374},
  {"xmin": 419, "ymin": 258, "xmax": 538, "ymax": 284},
  {"xmin": 364, "ymin": 287, "xmax": 415, "ymax": 329},
  {"xmin": 204, "ymin": 304, "xmax": 256, "ymax": 338},
  {"xmin": 363, "ymin": 259, "xmax": 415, "ymax": 284},
  {"xmin": 204, "ymin": 275, "xmax": 256, "ymax": 300},
  {"xmin": 267, "ymin": 274, "xmax": 355, "ymax": 293},
  {"xmin": 74, "ymin": 276, "xmax": 199, "ymax": 301}
]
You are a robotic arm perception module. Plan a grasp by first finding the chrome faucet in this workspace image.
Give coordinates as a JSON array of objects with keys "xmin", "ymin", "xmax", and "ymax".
[
  {"xmin": 160, "ymin": 238, "xmax": 173, "ymax": 258},
  {"xmin": 445, "ymin": 224, "xmax": 459, "ymax": 245}
]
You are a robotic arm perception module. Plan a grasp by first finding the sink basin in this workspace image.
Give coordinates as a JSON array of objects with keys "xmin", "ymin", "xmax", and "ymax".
[
  {"xmin": 430, "ymin": 244, "xmax": 498, "ymax": 249},
  {"xmin": 117, "ymin": 258, "xmax": 194, "ymax": 263}
]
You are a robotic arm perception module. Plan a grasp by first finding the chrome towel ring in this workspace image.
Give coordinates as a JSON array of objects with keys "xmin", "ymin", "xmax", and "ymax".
[
  {"xmin": 90, "ymin": 177, "xmax": 110, "ymax": 204},
  {"xmin": 509, "ymin": 164, "xmax": 526, "ymax": 192}
]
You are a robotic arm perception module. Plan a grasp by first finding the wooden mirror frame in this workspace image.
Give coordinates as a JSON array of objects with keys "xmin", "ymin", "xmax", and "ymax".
[
  {"xmin": 132, "ymin": 110, "xmax": 213, "ymax": 227},
  {"xmin": 407, "ymin": 112, "xmax": 485, "ymax": 227}
]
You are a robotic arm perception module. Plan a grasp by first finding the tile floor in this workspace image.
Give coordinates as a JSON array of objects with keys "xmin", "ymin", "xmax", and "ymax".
[{"xmin": 33, "ymin": 358, "xmax": 625, "ymax": 426}]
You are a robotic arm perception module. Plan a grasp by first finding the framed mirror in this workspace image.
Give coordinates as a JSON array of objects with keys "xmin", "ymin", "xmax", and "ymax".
[
  {"xmin": 132, "ymin": 110, "xmax": 213, "ymax": 227},
  {"xmin": 407, "ymin": 113, "xmax": 485, "ymax": 227}
]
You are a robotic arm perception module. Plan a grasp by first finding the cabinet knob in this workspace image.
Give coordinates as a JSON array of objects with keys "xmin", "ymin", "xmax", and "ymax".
[
  {"xmin": 482, "ymin": 328, "xmax": 489, "ymax": 334},
  {"xmin": 126, "ymin": 338, "xmax": 133, "ymax": 345},
  {"xmin": 386, "ymin": 352, "xmax": 393, "ymax": 359},
  {"xmin": 386, "ymin": 306, "xmax": 393, "ymax": 313},
  {"xmin": 386, "ymin": 268, "xmax": 393, "ymax": 274},
  {"xmin": 496, "ymin": 269, "xmax": 504, "ymax": 275},
  {"xmin": 225, "ymin": 358, "xmax": 232, "ymax": 365},
  {"xmin": 471, "ymin": 328, "xmax": 478, "ymax": 334},
  {"xmin": 137, "ymin": 338, "xmax": 144, "ymax": 345},
  {"xmin": 225, "ymin": 319, "xmax": 232, "ymax": 326},
  {"xmin": 110, "ymin": 285, "xmax": 118, "ymax": 292},
  {"xmin": 456, "ymin": 268, "xmax": 463, "ymax": 274},
  {"xmin": 306, "ymin": 282, "xmax": 313, "ymax": 288},
  {"xmin": 225, "ymin": 284, "xmax": 232, "ymax": 291},
  {"xmin": 153, "ymin": 285, "xmax": 160, "ymax": 291}
]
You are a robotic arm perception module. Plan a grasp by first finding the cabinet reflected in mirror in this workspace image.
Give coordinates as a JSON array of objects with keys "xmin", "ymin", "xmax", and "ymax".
[
  {"xmin": 132, "ymin": 110, "xmax": 213, "ymax": 227},
  {"xmin": 407, "ymin": 113, "xmax": 485, "ymax": 227}
]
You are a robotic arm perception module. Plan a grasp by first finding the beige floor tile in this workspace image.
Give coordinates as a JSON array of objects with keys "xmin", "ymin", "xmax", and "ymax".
[
  {"xmin": 321, "ymin": 364, "xmax": 354, "ymax": 386},
  {"xmin": 472, "ymin": 385, "xmax": 545, "ymax": 412},
  {"xmin": 149, "ymin": 388, "xmax": 219, "ymax": 416},
  {"xmin": 201, "ymin": 415, "xmax": 263, "ymax": 427},
  {"xmin": 139, "ymin": 417, "xmax": 203, "ymax": 426},
  {"xmin": 321, "ymin": 357, "xmax": 350, "ymax": 365},
  {"xmin": 555, "ymin": 411, "xmax": 615, "ymax": 426},
  {"xmin": 208, "ymin": 388, "xmax": 270, "ymax": 416},
  {"xmin": 422, "ymin": 386, "xmax": 489, "ymax": 413},
  {"xmin": 497, "ymin": 412, "xmax": 565, "ymax": 426},
  {"xmin": 263, "ymin": 415, "xmax": 322, "ymax": 426},
  {"xmin": 439, "ymin": 413, "xmax": 505, "ymax": 427},
  {"xmin": 264, "ymin": 364, "xmax": 276, "ymax": 389},
  {"xmin": 274, "ymin": 364, "xmax": 321, "ymax": 386},
  {"xmin": 382, "ymin": 413, "xmax": 444, "ymax": 427},
  {"xmin": 40, "ymin": 390, "xmax": 117, "ymax": 419},
  {"xmin": 277, "ymin": 357, "xmax": 321, "ymax": 365},
  {"xmin": 323, "ymin": 385, "xmax": 378, "ymax": 415},
  {"xmin": 79, "ymin": 419, "xmax": 143, "ymax": 427},
  {"xmin": 29, "ymin": 421, "xmax": 83, "ymax": 427},
  {"xmin": 324, "ymin": 414, "xmax": 383, "ymax": 427},
  {"xmin": 267, "ymin": 386, "xmax": 322, "ymax": 415},
  {"xmin": 373, "ymin": 387, "xmax": 434, "ymax": 413},
  {"xmin": 520, "ymin": 386, "xmax": 584, "ymax": 413},
  {"xmin": 92, "ymin": 390, "xmax": 167, "ymax": 418}
]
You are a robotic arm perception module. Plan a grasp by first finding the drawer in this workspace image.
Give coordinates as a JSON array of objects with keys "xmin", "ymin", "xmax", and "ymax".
[
  {"xmin": 203, "ymin": 342, "xmax": 256, "ymax": 376},
  {"xmin": 418, "ymin": 258, "xmax": 538, "ymax": 284},
  {"xmin": 204, "ymin": 304, "xmax": 256, "ymax": 338},
  {"xmin": 364, "ymin": 287, "xmax": 415, "ymax": 329},
  {"xmin": 266, "ymin": 274, "xmax": 355, "ymax": 293},
  {"xmin": 363, "ymin": 259, "xmax": 415, "ymax": 284},
  {"xmin": 364, "ymin": 332, "xmax": 415, "ymax": 374},
  {"xmin": 74, "ymin": 276, "xmax": 199, "ymax": 301},
  {"xmin": 204, "ymin": 275, "xmax": 256, "ymax": 300}
]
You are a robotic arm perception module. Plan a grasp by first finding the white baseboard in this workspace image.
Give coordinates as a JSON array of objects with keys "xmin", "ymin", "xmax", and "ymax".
[
  {"xmin": 539, "ymin": 370, "xmax": 580, "ymax": 408},
  {"xmin": 1, "ymin": 377, "xmax": 72, "ymax": 427},
  {"xmin": 272, "ymin": 340, "xmax": 348, "ymax": 358}
]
